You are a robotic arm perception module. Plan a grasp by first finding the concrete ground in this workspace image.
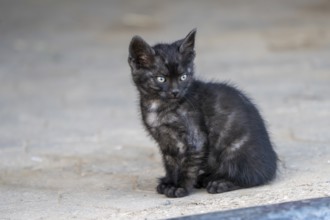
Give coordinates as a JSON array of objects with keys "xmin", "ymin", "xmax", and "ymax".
[{"xmin": 0, "ymin": 0, "xmax": 329, "ymax": 219}]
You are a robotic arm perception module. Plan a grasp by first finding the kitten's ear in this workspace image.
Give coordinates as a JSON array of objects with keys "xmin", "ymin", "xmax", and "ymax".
[
  {"xmin": 128, "ymin": 36, "xmax": 155, "ymax": 69},
  {"xmin": 179, "ymin": 29, "xmax": 196, "ymax": 54}
]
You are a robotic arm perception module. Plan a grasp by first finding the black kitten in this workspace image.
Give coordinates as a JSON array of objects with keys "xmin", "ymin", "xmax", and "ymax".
[{"xmin": 128, "ymin": 29, "xmax": 277, "ymax": 198}]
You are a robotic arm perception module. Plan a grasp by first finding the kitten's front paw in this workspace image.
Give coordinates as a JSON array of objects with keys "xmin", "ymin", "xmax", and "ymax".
[
  {"xmin": 156, "ymin": 183, "xmax": 168, "ymax": 194},
  {"xmin": 164, "ymin": 186, "xmax": 188, "ymax": 198},
  {"xmin": 157, "ymin": 183, "xmax": 188, "ymax": 197},
  {"xmin": 206, "ymin": 180, "xmax": 240, "ymax": 194},
  {"xmin": 157, "ymin": 177, "xmax": 172, "ymax": 194}
]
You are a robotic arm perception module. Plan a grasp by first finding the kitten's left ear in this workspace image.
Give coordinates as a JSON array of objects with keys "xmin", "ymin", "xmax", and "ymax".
[{"xmin": 179, "ymin": 29, "xmax": 196, "ymax": 54}]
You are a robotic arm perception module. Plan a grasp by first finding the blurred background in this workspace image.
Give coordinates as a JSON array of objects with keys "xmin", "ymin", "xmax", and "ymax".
[
  {"xmin": 0, "ymin": 0, "xmax": 329, "ymax": 219},
  {"xmin": 1, "ymin": 0, "xmax": 329, "ymax": 149}
]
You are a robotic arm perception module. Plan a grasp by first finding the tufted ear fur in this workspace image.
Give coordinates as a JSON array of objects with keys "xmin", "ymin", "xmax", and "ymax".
[{"xmin": 128, "ymin": 36, "xmax": 155, "ymax": 70}]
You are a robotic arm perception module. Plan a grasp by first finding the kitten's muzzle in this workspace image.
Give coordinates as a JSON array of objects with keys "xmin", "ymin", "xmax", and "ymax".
[{"xmin": 170, "ymin": 90, "xmax": 180, "ymax": 98}]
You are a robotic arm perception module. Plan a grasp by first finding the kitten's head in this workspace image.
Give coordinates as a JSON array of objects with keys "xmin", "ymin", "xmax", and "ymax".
[{"xmin": 128, "ymin": 29, "xmax": 196, "ymax": 101}]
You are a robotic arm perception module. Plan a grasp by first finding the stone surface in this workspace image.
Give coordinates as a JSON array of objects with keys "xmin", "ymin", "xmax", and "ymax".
[
  {"xmin": 0, "ymin": 0, "xmax": 330, "ymax": 219},
  {"xmin": 172, "ymin": 197, "xmax": 330, "ymax": 220}
]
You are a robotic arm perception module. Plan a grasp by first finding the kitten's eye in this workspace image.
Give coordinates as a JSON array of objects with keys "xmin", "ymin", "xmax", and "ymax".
[
  {"xmin": 180, "ymin": 74, "xmax": 187, "ymax": 81},
  {"xmin": 156, "ymin": 76, "xmax": 166, "ymax": 83}
]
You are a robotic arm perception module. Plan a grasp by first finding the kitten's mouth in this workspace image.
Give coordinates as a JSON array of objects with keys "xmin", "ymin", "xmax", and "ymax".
[
  {"xmin": 168, "ymin": 96, "xmax": 182, "ymax": 101},
  {"xmin": 169, "ymin": 92, "xmax": 181, "ymax": 100},
  {"xmin": 160, "ymin": 92, "xmax": 182, "ymax": 101}
]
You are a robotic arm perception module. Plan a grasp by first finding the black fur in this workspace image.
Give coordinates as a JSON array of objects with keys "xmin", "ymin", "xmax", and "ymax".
[{"xmin": 128, "ymin": 29, "xmax": 277, "ymax": 198}]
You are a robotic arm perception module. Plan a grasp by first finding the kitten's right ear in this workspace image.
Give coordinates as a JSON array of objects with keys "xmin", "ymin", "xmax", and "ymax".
[{"xmin": 128, "ymin": 36, "xmax": 155, "ymax": 69}]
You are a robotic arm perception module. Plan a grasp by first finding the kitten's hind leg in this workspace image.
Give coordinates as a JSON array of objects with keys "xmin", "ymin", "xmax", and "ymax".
[{"xmin": 206, "ymin": 179, "xmax": 241, "ymax": 194}]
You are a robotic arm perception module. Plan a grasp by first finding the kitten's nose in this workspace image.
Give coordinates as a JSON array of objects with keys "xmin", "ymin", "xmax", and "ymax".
[{"xmin": 171, "ymin": 90, "xmax": 179, "ymax": 98}]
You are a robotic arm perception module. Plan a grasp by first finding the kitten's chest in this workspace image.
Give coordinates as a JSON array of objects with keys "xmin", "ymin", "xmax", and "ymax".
[
  {"xmin": 141, "ymin": 99, "xmax": 206, "ymax": 154},
  {"xmin": 142, "ymin": 100, "xmax": 182, "ymax": 129}
]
